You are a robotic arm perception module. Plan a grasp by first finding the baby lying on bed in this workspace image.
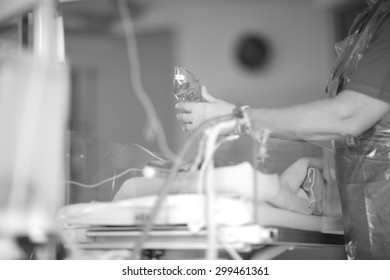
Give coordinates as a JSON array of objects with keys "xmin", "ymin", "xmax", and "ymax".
[{"xmin": 114, "ymin": 157, "xmax": 341, "ymax": 217}]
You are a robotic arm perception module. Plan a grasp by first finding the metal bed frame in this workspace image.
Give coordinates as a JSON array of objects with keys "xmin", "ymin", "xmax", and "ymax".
[{"xmin": 63, "ymin": 224, "xmax": 345, "ymax": 259}]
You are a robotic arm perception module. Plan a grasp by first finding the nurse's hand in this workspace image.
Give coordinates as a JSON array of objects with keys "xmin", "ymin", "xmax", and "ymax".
[{"xmin": 175, "ymin": 86, "xmax": 235, "ymax": 132}]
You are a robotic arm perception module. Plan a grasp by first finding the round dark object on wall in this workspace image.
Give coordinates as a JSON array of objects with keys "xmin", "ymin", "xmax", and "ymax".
[{"xmin": 235, "ymin": 34, "xmax": 271, "ymax": 72}]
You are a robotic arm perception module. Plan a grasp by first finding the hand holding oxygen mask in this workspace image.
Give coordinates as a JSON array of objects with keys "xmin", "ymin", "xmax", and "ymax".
[
  {"xmin": 174, "ymin": 67, "xmax": 236, "ymax": 133},
  {"xmin": 173, "ymin": 67, "xmax": 204, "ymax": 102}
]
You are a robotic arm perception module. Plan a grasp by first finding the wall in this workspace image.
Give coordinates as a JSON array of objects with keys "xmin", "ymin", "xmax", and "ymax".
[
  {"xmin": 137, "ymin": 0, "xmax": 335, "ymax": 105},
  {"xmin": 65, "ymin": 31, "xmax": 180, "ymax": 153},
  {"xmin": 132, "ymin": 0, "xmax": 336, "ymax": 164}
]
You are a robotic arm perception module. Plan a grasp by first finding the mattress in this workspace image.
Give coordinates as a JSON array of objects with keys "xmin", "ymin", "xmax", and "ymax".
[{"xmin": 57, "ymin": 194, "xmax": 343, "ymax": 234}]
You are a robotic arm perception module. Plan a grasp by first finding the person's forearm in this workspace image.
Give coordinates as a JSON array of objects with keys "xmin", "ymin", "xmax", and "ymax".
[
  {"xmin": 246, "ymin": 101, "xmax": 352, "ymax": 141},
  {"xmin": 245, "ymin": 90, "xmax": 390, "ymax": 141}
]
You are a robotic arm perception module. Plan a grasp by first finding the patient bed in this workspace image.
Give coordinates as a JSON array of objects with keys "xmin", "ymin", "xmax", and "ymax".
[
  {"xmin": 61, "ymin": 131, "xmax": 345, "ymax": 259},
  {"xmin": 58, "ymin": 193, "xmax": 344, "ymax": 259}
]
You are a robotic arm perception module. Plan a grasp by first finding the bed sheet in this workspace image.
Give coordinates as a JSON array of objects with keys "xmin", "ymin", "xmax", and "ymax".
[{"xmin": 57, "ymin": 194, "xmax": 343, "ymax": 234}]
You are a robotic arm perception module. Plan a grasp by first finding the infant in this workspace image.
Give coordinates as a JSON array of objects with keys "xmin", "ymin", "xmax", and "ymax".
[{"xmin": 114, "ymin": 157, "xmax": 341, "ymax": 216}]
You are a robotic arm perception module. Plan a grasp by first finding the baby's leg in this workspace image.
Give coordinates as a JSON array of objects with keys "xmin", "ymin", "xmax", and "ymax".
[
  {"xmin": 268, "ymin": 187, "xmax": 312, "ymax": 215},
  {"xmin": 213, "ymin": 162, "xmax": 280, "ymax": 200},
  {"xmin": 190, "ymin": 161, "xmax": 311, "ymax": 214},
  {"xmin": 206, "ymin": 162, "xmax": 313, "ymax": 214},
  {"xmin": 113, "ymin": 176, "xmax": 185, "ymax": 200}
]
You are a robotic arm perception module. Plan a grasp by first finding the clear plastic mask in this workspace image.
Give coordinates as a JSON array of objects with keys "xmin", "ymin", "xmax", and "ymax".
[{"xmin": 173, "ymin": 67, "xmax": 204, "ymax": 102}]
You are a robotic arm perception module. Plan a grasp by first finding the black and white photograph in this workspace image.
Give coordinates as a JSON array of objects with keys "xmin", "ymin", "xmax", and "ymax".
[{"xmin": 0, "ymin": 0, "xmax": 389, "ymax": 277}]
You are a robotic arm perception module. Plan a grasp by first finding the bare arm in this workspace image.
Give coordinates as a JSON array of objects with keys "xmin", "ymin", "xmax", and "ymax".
[
  {"xmin": 247, "ymin": 90, "xmax": 390, "ymax": 141},
  {"xmin": 176, "ymin": 89, "xmax": 390, "ymax": 139}
]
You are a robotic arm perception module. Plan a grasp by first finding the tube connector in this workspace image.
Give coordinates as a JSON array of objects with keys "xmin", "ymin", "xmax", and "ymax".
[{"xmin": 233, "ymin": 104, "xmax": 251, "ymax": 136}]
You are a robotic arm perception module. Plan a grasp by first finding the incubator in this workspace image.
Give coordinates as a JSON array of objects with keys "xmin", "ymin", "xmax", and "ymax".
[{"xmin": 58, "ymin": 128, "xmax": 344, "ymax": 260}]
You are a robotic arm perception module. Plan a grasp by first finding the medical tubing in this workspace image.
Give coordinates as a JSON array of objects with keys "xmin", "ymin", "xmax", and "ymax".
[
  {"xmin": 70, "ymin": 131, "xmax": 168, "ymax": 163},
  {"xmin": 130, "ymin": 128, "xmax": 202, "ymax": 259},
  {"xmin": 252, "ymin": 137, "xmax": 259, "ymax": 224},
  {"xmin": 201, "ymin": 122, "xmax": 237, "ymax": 259},
  {"xmin": 195, "ymin": 136, "xmax": 208, "ymax": 194},
  {"xmin": 64, "ymin": 168, "xmax": 142, "ymax": 188},
  {"xmin": 111, "ymin": 143, "xmax": 168, "ymax": 199},
  {"xmin": 199, "ymin": 130, "xmax": 218, "ymax": 259},
  {"xmin": 117, "ymin": 0, "xmax": 178, "ymax": 161},
  {"xmin": 202, "ymin": 121, "xmax": 241, "ymax": 259},
  {"xmin": 112, "ymin": 147, "xmax": 133, "ymax": 199},
  {"xmin": 191, "ymin": 106, "xmax": 242, "ymax": 175},
  {"xmin": 6, "ymin": 60, "xmax": 48, "ymax": 217},
  {"xmin": 123, "ymin": 143, "xmax": 168, "ymax": 162},
  {"xmin": 218, "ymin": 235, "xmax": 243, "ymax": 260},
  {"xmin": 65, "ymin": 131, "xmax": 166, "ymax": 191},
  {"xmin": 195, "ymin": 143, "xmax": 215, "ymax": 258},
  {"xmin": 131, "ymin": 114, "xmax": 236, "ymax": 259},
  {"xmin": 252, "ymin": 128, "xmax": 270, "ymax": 223}
]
